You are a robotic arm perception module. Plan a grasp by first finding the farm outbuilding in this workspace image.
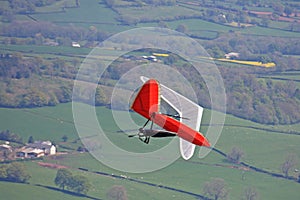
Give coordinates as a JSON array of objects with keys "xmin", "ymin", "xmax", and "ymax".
[{"xmin": 16, "ymin": 141, "xmax": 56, "ymax": 158}]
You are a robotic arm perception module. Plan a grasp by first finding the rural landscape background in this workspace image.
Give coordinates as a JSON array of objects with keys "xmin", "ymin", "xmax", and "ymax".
[{"xmin": 0, "ymin": 0, "xmax": 300, "ymax": 199}]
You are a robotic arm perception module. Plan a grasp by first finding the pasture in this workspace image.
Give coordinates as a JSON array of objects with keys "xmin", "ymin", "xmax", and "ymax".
[
  {"xmin": 0, "ymin": 103, "xmax": 299, "ymax": 199},
  {"xmin": 1, "ymin": 0, "xmax": 300, "ymax": 199},
  {"xmin": 0, "ymin": 44, "xmax": 91, "ymax": 56},
  {"xmin": 30, "ymin": 0, "xmax": 127, "ymax": 32},
  {"xmin": 5, "ymin": 0, "xmax": 300, "ymax": 39}
]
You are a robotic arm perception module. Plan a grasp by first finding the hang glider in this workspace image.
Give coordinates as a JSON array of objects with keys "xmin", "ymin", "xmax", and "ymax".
[
  {"xmin": 130, "ymin": 77, "xmax": 210, "ymax": 160},
  {"xmin": 141, "ymin": 76, "xmax": 204, "ymax": 160}
]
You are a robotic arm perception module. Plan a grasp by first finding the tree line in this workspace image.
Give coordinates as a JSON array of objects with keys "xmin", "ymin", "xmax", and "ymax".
[
  {"xmin": 0, "ymin": 53, "xmax": 76, "ymax": 80},
  {"xmin": 1, "ymin": 0, "xmax": 57, "ymax": 15},
  {"xmin": 1, "ymin": 18, "xmax": 299, "ymax": 72},
  {"xmin": 1, "ymin": 20, "xmax": 109, "ymax": 43},
  {"xmin": 105, "ymin": 0, "xmax": 176, "ymax": 7},
  {"xmin": 0, "ymin": 130, "xmax": 23, "ymax": 144},
  {"xmin": 0, "ymin": 0, "xmax": 80, "ymax": 19},
  {"xmin": 221, "ymin": 67, "xmax": 300, "ymax": 124},
  {"xmin": 0, "ymin": 46, "xmax": 299, "ymax": 124},
  {"xmin": 203, "ymin": 33, "xmax": 300, "ymax": 71},
  {"xmin": 0, "ymin": 53, "xmax": 75, "ymax": 108},
  {"xmin": 0, "ymin": 52, "xmax": 108, "ymax": 108},
  {"xmin": 102, "ymin": 51, "xmax": 300, "ymax": 125}
]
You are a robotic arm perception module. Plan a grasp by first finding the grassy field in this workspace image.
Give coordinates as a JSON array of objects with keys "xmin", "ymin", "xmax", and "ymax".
[
  {"xmin": 29, "ymin": 0, "xmax": 127, "ymax": 32},
  {"xmin": 5, "ymin": 0, "xmax": 300, "ymax": 39},
  {"xmin": 0, "ymin": 161, "xmax": 192, "ymax": 200},
  {"xmin": 115, "ymin": 5, "xmax": 202, "ymax": 21},
  {"xmin": 0, "ymin": 44, "xmax": 91, "ymax": 56},
  {"xmin": 0, "ymin": 0, "xmax": 300, "ymax": 199},
  {"xmin": 0, "ymin": 104, "xmax": 300, "ymax": 199}
]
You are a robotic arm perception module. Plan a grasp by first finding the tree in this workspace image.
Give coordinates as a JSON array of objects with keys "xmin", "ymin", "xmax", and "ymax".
[
  {"xmin": 227, "ymin": 146, "xmax": 244, "ymax": 164},
  {"xmin": 0, "ymin": 130, "xmax": 23, "ymax": 143},
  {"xmin": 6, "ymin": 162, "xmax": 31, "ymax": 183},
  {"xmin": 55, "ymin": 169, "xmax": 73, "ymax": 190},
  {"xmin": 260, "ymin": 18, "xmax": 269, "ymax": 27},
  {"xmin": 54, "ymin": 169, "xmax": 91, "ymax": 195},
  {"xmin": 105, "ymin": 0, "xmax": 115, "ymax": 8},
  {"xmin": 95, "ymin": 86, "xmax": 108, "ymax": 106},
  {"xmin": 1, "ymin": 10, "xmax": 15, "ymax": 22},
  {"xmin": 70, "ymin": 175, "xmax": 91, "ymax": 195},
  {"xmin": 203, "ymin": 178, "xmax": 228, "ymax": 200},
  {"xmin": 284, "ymin": 6, "xmax": 294, "ymax": 16},
  {"xmin": 20, "ymin": 89, "xmax": 48, "ymax": 107},
  {"xmin": 208, "ymin": 46, "xmax": 224, "ymax": 59},
  {"xmin": 158, "ymin": 21, "xmax": 168, "ymax": 28},
  {"xmin": 62, "ymin": 135, "xmax": 68, "ymax": 142},
  {"xmin": 75, "ymin": 0, "xmax": 80, "ymax": 7},
  {"xmin": 281, "ymin": 153, "xmax": 298, "ymax": 177},
  {"xmin": 0, "ymin": 165, "xmax": 8, "ymax": 180},
  {"xmin": 175, "ymin": 24, "xmax": 188, "ymax": 33},
  {"xmin": 242, "ymin": 186, "xmax": 259, "ymax": 200},
  {"xmin": 107, "ymin": 185, "xmax": 128, "ymax": 200},
  {"xmin": 28, "ymin": 135, "xmax": 34, "ymax": 144},
  {"xmin": 272, "ymin": 2, "xmax": 284, "ymax": 15},
  {"xmin": 258, "ymin": 55, "xmax": 271, "ymax": 64},
  {"xmin": 118, "ymin": 15, "xmax": 139, "ymax": 26}
]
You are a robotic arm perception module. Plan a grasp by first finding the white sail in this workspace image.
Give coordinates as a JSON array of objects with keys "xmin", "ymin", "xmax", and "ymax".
[{"xmin": 140, "ymin": 76, "xmax": 204, "ymax": 160}]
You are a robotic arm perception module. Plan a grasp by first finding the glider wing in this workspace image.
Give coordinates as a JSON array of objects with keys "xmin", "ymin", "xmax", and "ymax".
[{"xmin": 131, "ymin": 79, "xmax": 160, "ymax": 120}]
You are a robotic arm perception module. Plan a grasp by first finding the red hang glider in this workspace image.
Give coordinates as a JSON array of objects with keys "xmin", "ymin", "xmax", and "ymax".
[{"xmin": 130, "ymin": 79, "xmax": 210, "ymax": 149}]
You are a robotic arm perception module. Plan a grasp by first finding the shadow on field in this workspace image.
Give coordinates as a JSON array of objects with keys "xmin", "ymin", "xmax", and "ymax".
[{"xmin": 35, "ymin": 184, "xmax": 101, "ymax": 200}]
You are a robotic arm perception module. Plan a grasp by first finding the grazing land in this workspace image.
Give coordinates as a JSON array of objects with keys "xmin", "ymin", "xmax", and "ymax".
[
  {"xmin": 0, "ymin": 104, "xmax": 300, "ymax": 199},
  {"xmin": 0, "ymin": 0, "xmax": 300, "ymax": 199}
]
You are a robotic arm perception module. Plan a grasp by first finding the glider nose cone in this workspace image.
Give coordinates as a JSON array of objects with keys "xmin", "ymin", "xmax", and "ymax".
[
  {"xmin": 202, "ymin": 138, "xmax": 211, "ymax": 147},
  {"xmin": 193, "ymin": 133, "xmax": 210, "ymax": 147}
]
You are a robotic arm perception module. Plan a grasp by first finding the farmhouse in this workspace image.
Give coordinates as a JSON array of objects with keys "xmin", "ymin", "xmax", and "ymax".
[
  {"xmin": 0, "ymin": 143, "xmax": 12, "ymax": 152},
  {"xmin": 16, "ymin": 141, "xmax": 56, "ymax": 158},
  {"xmin": 72, "ymin": 42, "xmax": 81, "ymax": 48},
  {"xmin": 224, "ymin": 52, "xmax": 240, "ymax": 59}
]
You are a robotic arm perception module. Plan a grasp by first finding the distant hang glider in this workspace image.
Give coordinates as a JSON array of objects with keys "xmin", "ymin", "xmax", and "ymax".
[{"xmin": 130, "ymin": 77, "xmax": 210, "ymax": 160}]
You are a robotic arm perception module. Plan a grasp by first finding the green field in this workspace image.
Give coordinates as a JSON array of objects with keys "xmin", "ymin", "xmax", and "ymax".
[
  {"xmin": 29, "ymin": 0, "xmax": 128, "ymax": 32},
  {"xmin": 0, "ymin": 44, "xmax": 91, "ymax": 56},
  {"xmin": 5, "ymin": 0, "xmax": 300, "ymax": 39},
  {"xmin": 0, "ymin": 104, "xmax": 299, "ymax": 199},
  {"xmin": 1, "ymin": 0, "xmax": 300, "ymax": 199}
]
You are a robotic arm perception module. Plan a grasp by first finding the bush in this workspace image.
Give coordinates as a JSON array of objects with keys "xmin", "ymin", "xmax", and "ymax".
[{"xmin": 227, "ymin": 146, "xmax": 244, "ymax": 164}]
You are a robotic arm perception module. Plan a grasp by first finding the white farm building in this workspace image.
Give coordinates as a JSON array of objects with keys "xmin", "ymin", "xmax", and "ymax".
[{"xmin": 16, "ymin": 141, "xmax": 56, "ymax": 158}]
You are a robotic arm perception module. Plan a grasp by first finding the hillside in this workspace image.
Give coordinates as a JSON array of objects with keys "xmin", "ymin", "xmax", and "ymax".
[
  {"xmin": 0, "ymin": 0, "xmax": 300, "ymax": 125},
  {"xmin": 0, "ymin": 1, "xmax": 300, "ymax": 199},
  {"xmin": 0, "ymin": 104, "xmax": 299, "ymax": 199}
]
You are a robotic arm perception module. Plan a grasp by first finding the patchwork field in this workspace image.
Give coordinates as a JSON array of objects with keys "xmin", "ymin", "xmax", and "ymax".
[
  {"xmin": 0, "ymin": 0, "xmax": 300, "ymax": 199},
  {"xmin": 0, "ymin": 104, "xmax": 299, "ymax": 199}
]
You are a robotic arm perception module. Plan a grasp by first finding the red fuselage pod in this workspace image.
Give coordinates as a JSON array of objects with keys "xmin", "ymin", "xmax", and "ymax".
[{"xmin": 151, "ymin": 112, "xmax": 210, "ymax": 147}]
